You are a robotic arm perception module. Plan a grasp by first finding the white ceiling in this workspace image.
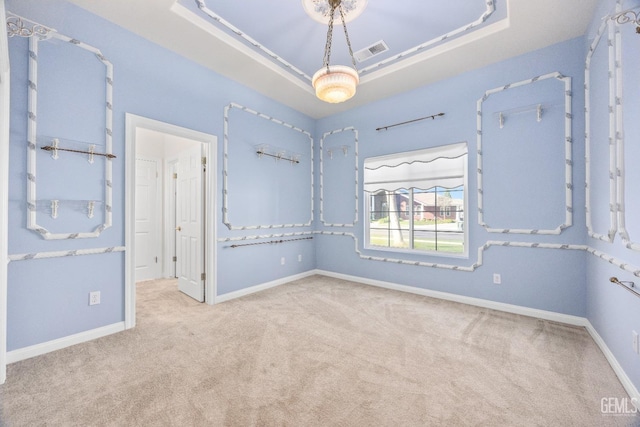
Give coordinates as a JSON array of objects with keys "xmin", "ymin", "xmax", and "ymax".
[{"xmin": 67, "ymin": 0, "xmax": 599, "ymax": 119}]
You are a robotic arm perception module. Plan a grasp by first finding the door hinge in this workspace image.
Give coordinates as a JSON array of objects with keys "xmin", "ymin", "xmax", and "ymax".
[
  {"xmin": 155, "ymin": 256, "xmax": 158, "ymax": 263},
  {"xmin": 201, "ymin": 157, "xmax": 207, "ymax": 166},
  {"xmin": 172, "ymin": 256, "xmax": 177, "ymax": 262},
  {"xmin": 201, "ymin": 272, "xmax": 206, "ymax": 281},
  {"xmin": 173, "ymin": 173, "xmax": 177, "ymax": 179}
]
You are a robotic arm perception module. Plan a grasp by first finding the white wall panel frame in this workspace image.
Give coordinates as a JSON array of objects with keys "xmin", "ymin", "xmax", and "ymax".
[
  {"xmin": 477, "ymin": 72, "xmax": 573, "ymax": 234},
  {"xmin": 20, "ymin": 18, "xmax": 114, "ymax": 240},
  {"xmin": 613, "ymin": 0, "xmax": 640, "ymax": 251},
  {"xmin": 319, "ymin": 127, "xmax": 358, "ymax": 227},
  {"xmin": 585, "ymin": 19, "xmax": 618, "ymax": 243},
  {"xmin": 222, "ymin": 103, "xmax": 314, "ymax": 230}
]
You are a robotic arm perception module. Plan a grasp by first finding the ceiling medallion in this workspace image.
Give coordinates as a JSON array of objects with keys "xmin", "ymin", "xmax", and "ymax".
[{"xmin": 302, "ymin": 0, "xmax": 368, "ymax": 24}]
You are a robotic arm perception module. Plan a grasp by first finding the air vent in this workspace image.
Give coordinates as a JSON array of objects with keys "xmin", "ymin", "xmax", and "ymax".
[{"xmin": 354, "ymin": 40, "xmax": 389, "ymax": 63}]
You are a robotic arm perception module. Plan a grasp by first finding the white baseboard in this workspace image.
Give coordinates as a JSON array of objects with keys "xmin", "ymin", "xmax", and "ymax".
[
  {"xmin": 7, "ymin": 322, "xmax": 125, "ymax": 364},
  {"xmin": 215, "ymin": 270, "xmax": 317, "ymax": 303},
  {"xmin": 585, "ymin": 321, "xmax": 640, "ymax": 406},
  {"xmin": 315, "ymin": 269, "xmax": 587, "ymax": 326}
]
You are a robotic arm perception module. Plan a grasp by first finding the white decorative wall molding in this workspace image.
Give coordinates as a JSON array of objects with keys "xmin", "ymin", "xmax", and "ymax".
[
  {"xmin": 217, "ymin": 232, "xmax": 313, "ymax": 243},
  {"xmin": 8, "ymin": 246, "xmax": 125, "ymax": 262},
  {"xmin": 319, "ymin": 127, "xmax": 359, "ymax": 227},
  {"xmin": 585, "ymin": 18, "xmax": 618, "ymax": 243},
  {"xmin": 6, "ymin": 13, "xmax": 51, "ymax": 39},
  {"xmin": 477, "ymin": 72, "xmax": 573, "ymax": 234},
  {"xmin": 20, "ymin": 17, "xmax": 114, "ymax": 240},
  {"xmin": 186, "ymin": 1, "xmax": 495, "ymax": 81},
  {"xmin": 612, "ymin": 0, "xmax": 640, "ymax": 252},
  {"xmin": 222, "ymin": 103, "xmax": 314, "ymax": 230}
]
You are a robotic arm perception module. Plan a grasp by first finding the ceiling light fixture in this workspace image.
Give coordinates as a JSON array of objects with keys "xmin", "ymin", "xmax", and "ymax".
[{"xmin": 311, "ymin": 0, "xmax": 360, "ymax": 104}]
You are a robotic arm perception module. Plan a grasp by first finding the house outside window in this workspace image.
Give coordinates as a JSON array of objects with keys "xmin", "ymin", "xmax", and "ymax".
[{"xmin": 363, "ymin": 142, "xmax": 468, "ymax": 257}]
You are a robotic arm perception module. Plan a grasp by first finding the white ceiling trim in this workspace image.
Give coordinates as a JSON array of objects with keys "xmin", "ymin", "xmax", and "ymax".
[{"xmin": 64, "ymin": 0, "xmax": 599, "ymax": 118}]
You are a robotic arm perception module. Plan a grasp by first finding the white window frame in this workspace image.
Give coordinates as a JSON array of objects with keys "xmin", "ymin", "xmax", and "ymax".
[{"xmin": 363, "ymin": 143, "xmax": 469, "ymax": 259}]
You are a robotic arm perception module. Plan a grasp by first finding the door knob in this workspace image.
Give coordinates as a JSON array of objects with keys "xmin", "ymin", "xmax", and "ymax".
[{"xmin": 175, "ymin": 226, "xmax": 182, "ymax": 231}]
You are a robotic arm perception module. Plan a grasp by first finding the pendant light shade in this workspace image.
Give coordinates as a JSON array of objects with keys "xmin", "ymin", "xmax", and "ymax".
[
  {"xmin": 311, "ymin": 0, "xmax": 361, "ymax": 104},
  {"xmin": 312, "ymin": 65, "xmax": 359, "ymax": 104}
]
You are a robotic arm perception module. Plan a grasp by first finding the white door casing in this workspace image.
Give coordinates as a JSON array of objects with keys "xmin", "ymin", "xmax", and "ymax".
[
  {"xmin": 164, "ymin": 160, "xmax": 178, "ymax": 279},
  {"xmin": 0, "ymin": 0, "xmax": 10, "ymax": 385},
  {"xmin": 134, "ymin": 158, "xmax": 161, "ymax": 282},
  {"xmin": 125, "ymin": 113, "xmax": 217, "ymax": 330},
  {"xmin": 176, "ymin": 146, "xmax": 205, "ymax": 302}
]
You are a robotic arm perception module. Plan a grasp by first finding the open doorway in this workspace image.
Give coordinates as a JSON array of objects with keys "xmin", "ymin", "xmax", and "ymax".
[{"xmin": 125, "ymin": 114, "xmax": 217, "ymax": 330}]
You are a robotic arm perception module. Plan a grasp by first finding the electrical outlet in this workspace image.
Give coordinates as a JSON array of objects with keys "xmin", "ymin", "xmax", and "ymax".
[
  {"xmin": 298, "ymin": 254, "xmax": 302, "ymax": 262},
  {"xmin": 281, "ymin": 257, "xmax": 285, "ymax": 266},
  {"xmin": 493, "ymin": 273, "xmax": 502, "ymax": 285},
  {"xmin": 89, "ymin": 291, "xmax": 101, "ymax": 306},
  {"xmin": 633, "ymin": 331, "xmax": 639, "ymax": 355}
]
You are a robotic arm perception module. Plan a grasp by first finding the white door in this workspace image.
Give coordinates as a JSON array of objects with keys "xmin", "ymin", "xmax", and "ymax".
[
  {"xmin": 135, "ymin": 158, "xmax": 161, "ymax": 282},
  {"xmin": 176, "ymin": 146, "xmax": 205, "ymax": 302}
]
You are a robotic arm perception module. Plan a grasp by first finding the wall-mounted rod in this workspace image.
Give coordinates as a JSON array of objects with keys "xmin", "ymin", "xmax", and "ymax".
[
  {"xmin": 610, "ymin": 276, "xmax": 640, "ymax": 297},
  {"xmin": 256, "ymin": 149, "xmax": 300, "ymax": 164},
  {"xmin": 376, "ymin": 112, "xmax": 445, "ymax": 132},
  {"xmin": 229, "ymin": 236, "xmax": 312, "ymax": 248},
  {"xmin": 41, "ymin": 145, "xmax": 116, "ymax": 159}
]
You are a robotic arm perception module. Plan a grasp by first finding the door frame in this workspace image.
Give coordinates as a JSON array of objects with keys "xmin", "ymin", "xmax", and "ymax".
[
  {"xmin": 0, "ymin": 0, "xmax": 10, "ymax": 385},
  {"xmin": 163, "ymin": 159, "xmax": 179, "ymax": 279},
  {"xmin": 134, "ymin": 157, "xmax": 162, "ymax": 282},
  {"xmin": 125, "ymin": 114, "xmax": 217, "ymax": 329}
]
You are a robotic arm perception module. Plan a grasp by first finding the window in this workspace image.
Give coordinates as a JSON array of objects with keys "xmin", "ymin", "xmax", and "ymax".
[{"xmin": 364, "ymin": 142, "xmax": 468, "ymax": 256}]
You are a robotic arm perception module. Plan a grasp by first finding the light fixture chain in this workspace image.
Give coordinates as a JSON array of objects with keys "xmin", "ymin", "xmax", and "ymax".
[
  {"xmin": 338, "ymin": 3, "xmax": 358, "ymax": 70},
  {"xmin": 322, "ymin": 4, "xmax": 336, "ymax": 70}
]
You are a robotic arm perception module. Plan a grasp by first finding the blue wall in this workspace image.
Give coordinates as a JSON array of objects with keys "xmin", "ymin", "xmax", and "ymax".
[
  {"xmin": 316, "ymin": 36, "xmax": 588, "ymax": 316},
  {"xmin": 4, "ymin": 0, "xmax": 639, "ymax": 395},
  {"xmin": 584, "ymin": 0, "xmax": 640, "ymax": 395},
  {"xmin": 6, "ymin": 0, "xmax": 315, "ymax": 350}
]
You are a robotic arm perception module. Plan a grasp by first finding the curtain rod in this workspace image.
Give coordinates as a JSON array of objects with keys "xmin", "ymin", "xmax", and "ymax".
[
  {"xmin": 376, "ymin": 112, "xmax": 445, "ymax": 132},
  {"xmin": 229, "ymin": 236, "xmax": 313, "ymax": 249},
  {"xmin": 610, "ymin": 277, "xmax": 640, "ymax": 298}
]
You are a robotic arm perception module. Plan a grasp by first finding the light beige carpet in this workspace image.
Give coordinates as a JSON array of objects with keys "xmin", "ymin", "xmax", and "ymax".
[{"xmin": 0, "ymin": 275, "xmax": 637, "ymax": 426}]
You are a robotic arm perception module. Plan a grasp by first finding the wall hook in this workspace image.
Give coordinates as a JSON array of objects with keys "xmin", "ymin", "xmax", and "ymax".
[
  {"xmin": 51, "ymin": 199, "xmax": 59, "ymax": 219},
  {"xmin": 88, "ymin": 144, "xmax": 96, "ymax": 164},
  {"xmin": 50, "ymin": 138, "xmax": 59, "ymax": 160},
  {"xmin": 537, "ymin": 104, "xmax": 543, "ymax": 122}
]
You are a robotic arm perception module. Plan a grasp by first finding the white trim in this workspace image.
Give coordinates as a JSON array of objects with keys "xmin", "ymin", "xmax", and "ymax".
[
  {"xmin": 0, "ymin": 0, "xmax": 10, "ymax": 385},
  {"xmin": 222, "ymin": 103, "xmax": 314, "ymax": 230},
  {"xmin": 585, "ymin": 18, "xmax": 618, "ymax": 243},
  {"xmin": 320, "ymin": 127, "xmax": 359, "ymax": 227},
  {"xmin": 163, "ymin": 159, "xmax": 179, "ymax": 278},
  {"xmin": 8, "ymin": 246, "xmax": 125, "ymax": 261},
  {"xmin": 125, "ymin": 113, "xmax": 218, "ymax": 330},
  {"xmin": 315, "ymin": 269, "xmax": 586, "ymax": 325},
  {"xmin": 613, "ymin": 0, "xmax": 640, "ymax": 252},
  {"xmin": 6, "ymin": 322, "xmax": 125, "ymax": 364},
  {"xmin": 477, "ymin": 72, "xmax": 573, "ymax": 235},
  {"xmin": 585, "ymin": 320, "xmax": 640, "ymax": 406},
  {"xmin": 25, "ymin": 24, "xmax": 114, "ymax": 240},
  {"xmin": 216, "ymin": 270, "xmax": 317, "ymax": 303}
]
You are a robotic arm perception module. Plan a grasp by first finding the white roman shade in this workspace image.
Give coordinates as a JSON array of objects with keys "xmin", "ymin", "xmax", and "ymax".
[{"xmin": 363, "ymin": 142, "xmax": 467, "ymax": 193}]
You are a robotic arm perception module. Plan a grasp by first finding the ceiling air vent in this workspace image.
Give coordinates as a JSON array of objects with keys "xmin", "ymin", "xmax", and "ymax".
[{"xmin": 354, "ymin": 40, "xmax": 389, "ymax": 63}]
